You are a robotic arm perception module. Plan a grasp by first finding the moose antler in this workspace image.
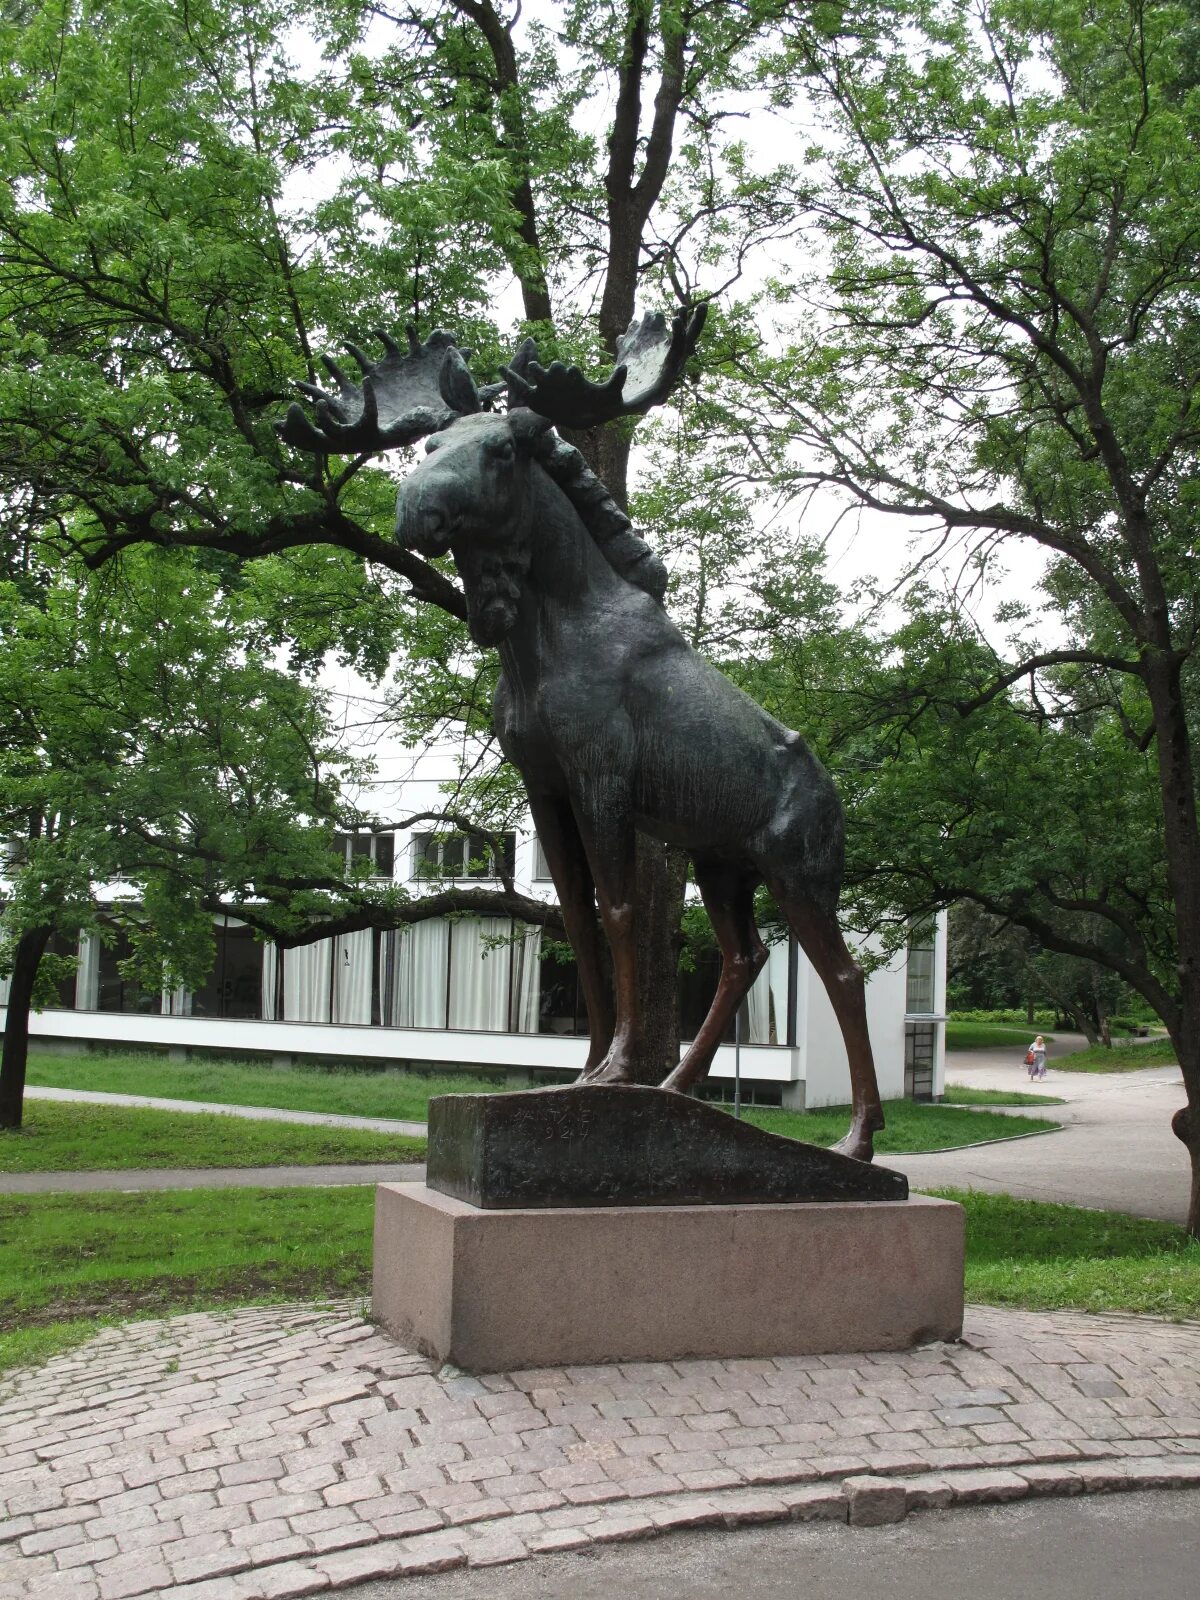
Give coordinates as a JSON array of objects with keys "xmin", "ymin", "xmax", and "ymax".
[
  {"xmin": 501, "ymin": 305, "xmax": 707, "ymax": 430},
  {"xmin": 278, "ymin": 327, "xmax": 503, "ymax": 455}
]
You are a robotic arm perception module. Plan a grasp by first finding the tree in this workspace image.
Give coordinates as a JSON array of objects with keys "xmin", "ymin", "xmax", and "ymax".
[
  {"xmin": 0, "ymin": 0, "xmax": 809, "ymax": 1083},
  {"xmin": 718, "ymin": 0, "xmax": 1200, "ymax": 1223},
  {"xmin": 945, "ymin": 901, "xmax": 1143, "ymax": 1043},
  {"xmin": 0, "ymin": 543, "xmax": 563, "ymax": 1127}
]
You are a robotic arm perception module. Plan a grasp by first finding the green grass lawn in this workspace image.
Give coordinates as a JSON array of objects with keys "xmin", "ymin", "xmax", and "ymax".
[
  {"xmin": 0, "ymin": 1101, "xmax": 426, "ymax": 1173},
  {"xmin": 945, "ymin": 1021, "xmax": 1052, "ymax": 1051},
  {"xmin": 739, "ymin": 1099, "xmax": 1059, "ymax": 1152},
  {"xmin": 4, "ymin": 1185, "xmax": 1196, "ymax": 1378},
  {"xmin": 26, "ymin": 1051, "xmax": 521, "ymax": 1121},
  {"xmin": 939, "ymin": 1189, "xmax": 1200, "ymax": 1319},
  {"xmin": 1051, "ymin": 1039, "xmax": 1178, "ymax": 1073},
  {"xmin": 942, "ymin": 1084, "xmax": 1066, "ymax": 1106},
  {"xmin": 0, "ymin": 1185, "xmax": 375, "ymax": 1372}
]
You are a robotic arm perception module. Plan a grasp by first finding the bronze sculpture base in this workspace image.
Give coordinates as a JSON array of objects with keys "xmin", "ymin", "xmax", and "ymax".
[{"xmin": 425, "ymin": 1085, "xmax": 908, "ymax": 1209}]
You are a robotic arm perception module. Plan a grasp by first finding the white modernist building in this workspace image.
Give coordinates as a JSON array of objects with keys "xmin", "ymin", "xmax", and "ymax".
[{"xmin": 1, "ymin": 744, "xmax": 947, "ymax": 1107}]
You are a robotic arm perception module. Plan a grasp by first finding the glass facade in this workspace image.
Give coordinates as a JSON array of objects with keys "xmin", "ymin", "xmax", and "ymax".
[{"xmin": 906, "ymin": 921, "xmax": 938, "ymax": 1014}]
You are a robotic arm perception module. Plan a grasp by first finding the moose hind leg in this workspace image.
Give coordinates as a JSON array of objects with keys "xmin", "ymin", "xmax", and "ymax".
[
  {"xmin": 524, "ymin": 791, "xmax": 613, "ymax": 1074},
  {"xmin": 662, "ymin": 861, "xmax": 766, "ymax": 1095},
  {"xmin": 776, "ymin": 890, "xmax": 884, "ymax": 1162}
]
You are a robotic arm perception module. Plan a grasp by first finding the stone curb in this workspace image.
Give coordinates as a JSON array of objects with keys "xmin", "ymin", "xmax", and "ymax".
[
  {"xmin": 154, "ymin": 1454, "xmax": 1200, "ymax": 1598},
  {"xmin": 899, "ymin": 1123, "xmax": 1063, "ymax": 1156}
]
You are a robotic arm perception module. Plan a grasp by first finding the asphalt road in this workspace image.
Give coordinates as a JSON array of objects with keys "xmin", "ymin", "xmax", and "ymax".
[{"xmin": 340, "ymin": 1489, "xmax": 1200, "ymax": 1600}]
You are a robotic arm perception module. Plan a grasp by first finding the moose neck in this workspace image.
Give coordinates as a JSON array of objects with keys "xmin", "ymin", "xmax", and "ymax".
[{"xmin": 493, "ymin": 464, "xmax": 630, "ymax": 685}]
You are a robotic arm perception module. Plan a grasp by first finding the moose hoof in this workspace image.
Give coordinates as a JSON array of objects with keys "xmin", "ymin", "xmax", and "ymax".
[
  {"xmin": 578, "ymin": 1056, "xmax": 641, "ymax": 1086},
  {"xmin": 832, "ymin": 1128, "xmax": 876, "ymax": 1164}
]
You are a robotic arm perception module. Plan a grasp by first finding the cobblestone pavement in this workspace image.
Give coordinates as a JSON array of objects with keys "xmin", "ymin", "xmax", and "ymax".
[{"xmin": 2, "ymin": 1302, "xmax": 1199, "ymax": 1599}]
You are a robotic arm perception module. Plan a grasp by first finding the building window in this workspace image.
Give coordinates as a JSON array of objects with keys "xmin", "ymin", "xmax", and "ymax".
[
  {"xmin": 188, "ymin": 920, "xmax": 264, "ymax": 1020},
  {"xmin": 410, "ymin": 831, "xmax": 515, "ymax": 882},
  {"xmin": 96, "ymin": 929, "xmax": 160, "ymax": 1015},
  {"xmin": 334, "ymin": 831, "xmax": 395, "ymax": 879},
  {"xmin": 378, "ymin": 917, "xmax": 542, "ymax": 1033},
  {"xmin": 906, "ymin": 920, "xmax": 937, "ymax": 1014},
  {"xmin": 533, "ymin": 838, "xmax": 554, "ymax": 881}
]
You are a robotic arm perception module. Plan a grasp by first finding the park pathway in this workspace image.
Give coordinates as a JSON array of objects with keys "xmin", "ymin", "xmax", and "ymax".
[
  {"xmin": 893, "ymin": 1057, "xmax": 1189, "ymax": 1226},
  {"xmin": 23, "ymin": 1085, "xmax": 426, "ymax": 1138},
  {"xmin": 2, "ymin": 1299, "xmax": 1199, "ymax": 1599},
  {"xmin": 8, "ymin": 1056, "xmax": 1188, "ymax": 1223},
  {"xmin": 0, "ymin": 1161, "xmax": 426, "ymax": 1195}
]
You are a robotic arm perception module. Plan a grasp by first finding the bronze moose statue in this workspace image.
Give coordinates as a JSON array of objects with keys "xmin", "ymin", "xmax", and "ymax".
[{"xmin": 280, "ymin": 312, "xmax": 886, "ymax": 1160}]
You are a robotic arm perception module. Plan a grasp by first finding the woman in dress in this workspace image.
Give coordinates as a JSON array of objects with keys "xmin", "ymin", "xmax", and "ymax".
[{"xmin": 1026, "ymin": 1034, "xmax": 1048, "ymax": 1080}]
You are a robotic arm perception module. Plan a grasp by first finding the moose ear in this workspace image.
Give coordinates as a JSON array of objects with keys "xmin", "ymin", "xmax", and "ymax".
[
  {"xmin": 438, "ymin": 347, "xmax": 482, "ymax": 415},
  {"xmin": 507, "ymin": 409, "xmax": 555, "ymax": 448}
]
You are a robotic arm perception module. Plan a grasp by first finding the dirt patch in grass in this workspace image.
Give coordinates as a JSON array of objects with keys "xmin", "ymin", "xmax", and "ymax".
[{"xmin": 4, "ymin": 1265, "xmax": 371, "ymax": 1331}]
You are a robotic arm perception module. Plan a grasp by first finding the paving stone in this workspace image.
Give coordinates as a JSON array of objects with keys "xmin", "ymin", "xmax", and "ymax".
[
  {"xmin": 900, "ymin": 1474, "xmax": 954, "ymax": 1510},
  {"xmin": 93, "ymin": 1552, "xmax": 172, "ymax": 1599},
  {"xmin": 588, "ymin": 1511, "xmax": 657, "ymax": 1543},
  {"xmin": 526, "ymin": 1525, "xmax": 594, "ymax": 1552},
  {"xmin": 945, "ymin": 1468, "xmax": 1031, "ymax": 1504},
  {"xmin": 1016, "ymin": 1463, "xmax": 1084, "ymax": 1496},
  {"xmin": 778, "ymin": 1483, "xmax": 847, "ymax": 1521},
  {"xmin": 845, "ymin": 1475, "xmax": 907, "ymax": 1526}
]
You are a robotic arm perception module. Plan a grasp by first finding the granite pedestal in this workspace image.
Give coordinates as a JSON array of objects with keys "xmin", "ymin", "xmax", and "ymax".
[{"xmin": 372, "ymin": 1184, "xmax": 965, "ymax": 1371}]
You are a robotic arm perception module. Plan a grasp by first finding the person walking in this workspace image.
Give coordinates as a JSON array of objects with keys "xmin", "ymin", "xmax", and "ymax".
[{"xmin": 1026, "ymin": 1034, "xmax": 1048, "ymax": 1080}]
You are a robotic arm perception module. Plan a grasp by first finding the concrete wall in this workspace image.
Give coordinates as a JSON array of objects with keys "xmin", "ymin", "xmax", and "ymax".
[{"xmin": 4, "ymin": 1001, "xmax": 802, "ymax": 1089}]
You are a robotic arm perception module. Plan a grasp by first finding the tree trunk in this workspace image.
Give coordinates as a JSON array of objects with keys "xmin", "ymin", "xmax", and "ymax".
[
  {"xmin": 629, "ymin": 840, "xmax": 688, "ymax": 1084},
  {"xmin": 0, "ymin": 925, "xmax": 51, "ymax": 1130},
  {"xmin": 1142, "ymin": 650, "xmax": 1200, "ymax": 1236},
  {"xmin": 1171, "ymin": 1099, "xmax": 1200, "ymax": 1236}
]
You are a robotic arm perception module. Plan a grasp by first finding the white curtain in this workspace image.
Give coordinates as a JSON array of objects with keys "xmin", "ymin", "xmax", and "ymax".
[
  {"xmin": 162, "ymin": 984, "xmax": 191, "ymax": 1017},
  {"xmin": 283, "ymin": 939, "xmax": 333, "ymax": 1023},
  {"xmin": 393, "ymin": 920, "xmax": 450, "ymax": 1028},
  {"xmin": 448, "ymin": 917, "xmax": 512, "ymax": 1032},
  {"xmin": 261, "ymin": 943, "xmax": 279, "ymax": 1021},
  {"xmin": 76, "ymin": 933, "xmax": 100, "ymax": 1010},
  {"xmin": 510, "ymin": 924, "xmax": 542, "ymax": 1034},
  {"xmin": 332, "ymin": 930, "xmax": 373, "ymax": 1025},
  {"xmin": 746, "ymin": 967, "xmax": 771, "ymax": 1044},
  {"xmin": 0, "ymin": 969, "xmax": 8, "ymax": 1007}
]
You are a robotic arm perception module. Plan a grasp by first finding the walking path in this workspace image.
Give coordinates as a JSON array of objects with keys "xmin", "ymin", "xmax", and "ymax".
[
  {"xmin": 2, "ymin": 1299, "xmax": 1198, "ymax": 1600},
  {"xmin": 0, "ymin": 1163, "xmax": 426, "ymax": 1195},
  {"xmin": 897, "ymin": 1055, "xmax": 1190, "ymax": 1225},
  {"xmin": 14, "ymin": 1054, "xmax": 1189, "ymax": 1223},
  {"xmin": 24, "ymin": 1086, "xmax": 427, "ymax": 1138}
]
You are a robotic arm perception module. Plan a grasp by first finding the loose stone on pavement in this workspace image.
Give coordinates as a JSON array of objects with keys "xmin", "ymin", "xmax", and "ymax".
[{"xmin": 2, "ymin": 1301, "xmax": 1199, "ymax": 1599}]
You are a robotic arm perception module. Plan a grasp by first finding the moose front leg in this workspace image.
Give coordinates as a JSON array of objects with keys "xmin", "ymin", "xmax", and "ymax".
[{"xmin": 523, "ymin": 790, "xmax": 613, "ymax": 1073}]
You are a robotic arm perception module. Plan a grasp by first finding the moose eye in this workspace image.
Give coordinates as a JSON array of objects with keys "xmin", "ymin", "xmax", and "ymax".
[{"xmin": 489, "ymin": 439, "xmax": 515, "ymax": 463}]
